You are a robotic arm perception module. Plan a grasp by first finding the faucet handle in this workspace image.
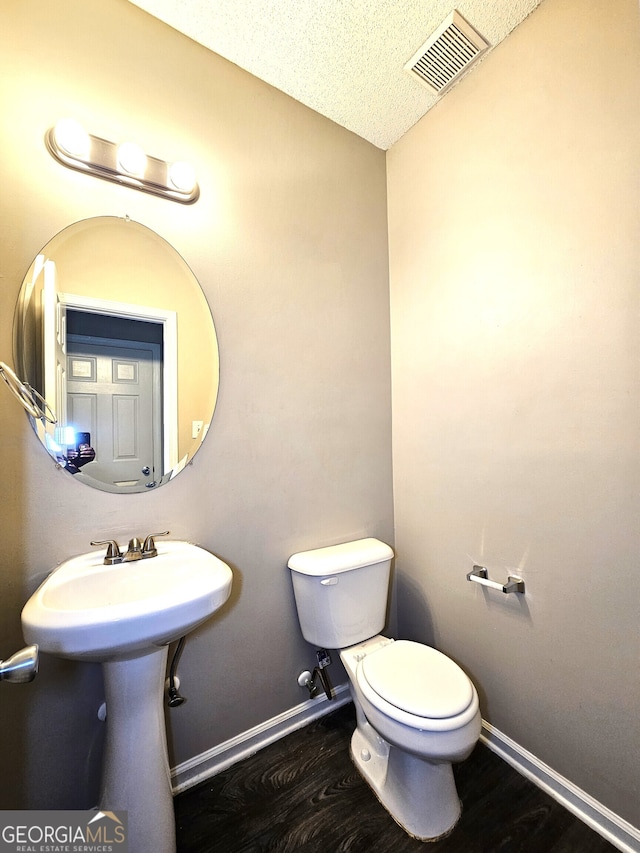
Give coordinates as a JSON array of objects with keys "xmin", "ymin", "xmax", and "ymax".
[
  {"xmin": 142, "ymin": 531, "xmax": 170, "ymax": 558},
  {"xmin": 90, "ymin": 539, "xmax": 122, "ymax": 565}
]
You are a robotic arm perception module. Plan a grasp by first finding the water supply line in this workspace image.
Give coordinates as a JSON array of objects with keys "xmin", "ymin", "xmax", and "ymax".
[
  {"xmin": 311, "ymin": 664, "xmax": 333, "ymax": 700},
  {"xmin": 167, "ymin": 636, "xmax": 186, "ymax": 707}
]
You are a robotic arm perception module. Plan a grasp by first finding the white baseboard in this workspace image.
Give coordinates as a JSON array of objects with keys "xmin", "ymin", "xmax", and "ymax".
[
  {"xmin": 170, "ymin": 694, "xmax": 639, "ymax": 853},
  {"xmin": 481, "ymin": 721, "xmax": 640, "ymax": 853},
  {"xmin": 171, "ymin": 683, "xmax": 351, "ymax": 794}
]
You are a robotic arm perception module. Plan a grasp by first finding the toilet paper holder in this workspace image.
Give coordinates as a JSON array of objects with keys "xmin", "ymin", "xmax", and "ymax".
[{"xmin": 467, "ymin": 565, "xmax": 525, "ymax": 595}]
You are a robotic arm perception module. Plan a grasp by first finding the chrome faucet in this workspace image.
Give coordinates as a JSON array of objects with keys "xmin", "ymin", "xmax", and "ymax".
[
  {"xmin": 91, "ymin": 532, "xmax": 169, "ymax": 565},
  {"xmin": 123, "ymin": 537, "xmax": 143, "ymax": 561}
]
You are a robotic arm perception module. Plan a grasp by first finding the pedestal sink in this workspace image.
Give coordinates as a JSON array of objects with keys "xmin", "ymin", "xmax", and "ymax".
[{"xmin": 21, "ymin": 540, "xmax": 233, "ymax": 853}]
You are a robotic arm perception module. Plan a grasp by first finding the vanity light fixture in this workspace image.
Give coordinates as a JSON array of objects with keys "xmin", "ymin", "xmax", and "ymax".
[{"xmin": 45, "ymin": 119, "xmax": 199, "ymax": 204}]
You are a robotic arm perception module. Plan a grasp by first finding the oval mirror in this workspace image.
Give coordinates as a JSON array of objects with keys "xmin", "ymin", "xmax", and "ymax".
[{"xmin": 13, "ymin": 216, "xmax": 219, "ymax": 493}]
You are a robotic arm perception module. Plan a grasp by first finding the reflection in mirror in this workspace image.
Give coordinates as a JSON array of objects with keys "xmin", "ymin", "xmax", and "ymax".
[{"xmin": 14, "ymin": 217, "xmax": 219, "ymax": 493}]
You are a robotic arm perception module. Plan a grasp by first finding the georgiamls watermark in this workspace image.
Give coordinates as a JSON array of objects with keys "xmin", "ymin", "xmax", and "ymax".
[{"xmin": 0, "ymin": 811, "xmax": 128, "ymax": 852}]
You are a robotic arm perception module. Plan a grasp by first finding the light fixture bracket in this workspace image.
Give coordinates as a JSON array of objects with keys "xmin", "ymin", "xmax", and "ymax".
[{"xmin": 45, "ymin": 124, "xmax": 199, "ymax": 204}]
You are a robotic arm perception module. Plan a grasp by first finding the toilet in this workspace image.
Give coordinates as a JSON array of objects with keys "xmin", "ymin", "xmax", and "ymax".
[{"xmin": 288, "ymin": 537, "xmax": 481, "ymax": 841}]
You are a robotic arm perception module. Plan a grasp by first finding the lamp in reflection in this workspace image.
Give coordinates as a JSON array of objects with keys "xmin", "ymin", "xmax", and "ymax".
[
  {"xmin": 54, "ymin": 425, "xmax": 77, "ymax": 447},
  {"xmin": 51, "ymin": 426, "xmax": 96, "ymax": 475},
  {"xmin": 46, "ymin": 119, "xmax": 199, "ymax": 204}
]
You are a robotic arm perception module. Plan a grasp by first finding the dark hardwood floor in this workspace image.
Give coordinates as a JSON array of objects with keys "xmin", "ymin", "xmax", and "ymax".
[{"xmin": 175, "ymin": 703, "xmax": 616, "ymax": 853}]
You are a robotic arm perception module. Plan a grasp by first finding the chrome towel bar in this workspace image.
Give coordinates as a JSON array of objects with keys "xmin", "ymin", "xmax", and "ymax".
[{"xmin": 467, "ymin": 565, "xmax": 525, "ymax": 595}]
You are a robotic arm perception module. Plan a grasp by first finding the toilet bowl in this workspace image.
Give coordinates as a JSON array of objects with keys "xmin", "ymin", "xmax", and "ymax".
[
  {"xmin": 349, "ymin": 637, "xmax": 480, "ymax": 756},
  {"xmin": 341, "ymin": 636, "xmax": 481, "ymax": 839},
  {"xmin": 288, "ymin": 538, "xmax": 481, "ymax": 841}
]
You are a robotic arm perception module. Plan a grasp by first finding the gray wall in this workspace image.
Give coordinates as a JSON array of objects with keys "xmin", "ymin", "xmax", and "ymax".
[
  {"xmin": 0, "ymin": 0, "xmax": 393, "ymax": 808},
  {"xmin": 388, "ymin": 0, "xmax": 640, "ymax": 829}
]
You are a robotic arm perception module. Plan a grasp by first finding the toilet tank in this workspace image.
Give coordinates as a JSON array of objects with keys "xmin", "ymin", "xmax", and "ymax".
[{"xmin": 288, "ymin": 538, "xmax": 394, "ymax": 648}]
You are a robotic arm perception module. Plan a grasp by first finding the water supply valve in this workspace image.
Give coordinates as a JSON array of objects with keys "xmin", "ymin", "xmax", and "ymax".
[{"xmin": 298, "ymin": 649, "xmax": 334, "ymax": 701}]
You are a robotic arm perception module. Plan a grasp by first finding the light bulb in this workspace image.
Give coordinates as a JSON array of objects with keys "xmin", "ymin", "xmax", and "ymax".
[
  {"xmin": 53, "ymin": 119, "xmax": 90, "ymax": 159},
  {"xmin": 117, "ymin": 141, "xmax": 147, "ymax": 176},
  {"xmin": 168, "ymin": 160, "xmax": 197, "ymax": 193}
]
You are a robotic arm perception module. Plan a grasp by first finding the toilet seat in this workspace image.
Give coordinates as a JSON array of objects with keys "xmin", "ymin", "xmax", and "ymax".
[{"xmin": 356, "ymin": 640, "xmax": 479, "ymax": 732}]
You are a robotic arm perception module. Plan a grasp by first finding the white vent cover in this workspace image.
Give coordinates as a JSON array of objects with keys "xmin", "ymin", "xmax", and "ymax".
[{"xmin": 404, "ymin": 10, "xmax": 489, "ymax": 95}]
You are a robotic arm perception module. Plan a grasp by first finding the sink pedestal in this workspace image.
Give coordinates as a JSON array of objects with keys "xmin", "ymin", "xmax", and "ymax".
[{"xmin": 100, "ymin": 647, "xmax": 175, "ymax": 853}]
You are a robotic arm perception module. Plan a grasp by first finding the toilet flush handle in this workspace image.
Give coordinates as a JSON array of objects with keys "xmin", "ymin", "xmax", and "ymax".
[{"xmin": 320, "ymin": 577, "xmax": 338, "ymax": 586}]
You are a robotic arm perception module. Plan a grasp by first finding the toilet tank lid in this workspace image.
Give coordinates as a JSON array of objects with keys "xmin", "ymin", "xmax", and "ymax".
[{"xmin": 288, "ymin": 538, "xmax": 393, "ymax": 576}]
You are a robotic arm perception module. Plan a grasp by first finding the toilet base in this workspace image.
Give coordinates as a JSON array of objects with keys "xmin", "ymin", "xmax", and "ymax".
[{"xmin": 350, "ymin": 722, "xmax": 461, "ymax": 841}]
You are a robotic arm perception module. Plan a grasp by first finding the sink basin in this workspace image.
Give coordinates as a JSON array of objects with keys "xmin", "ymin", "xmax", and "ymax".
[{"xmin": 22, "ymin": 539, "xmax": 232, "ymax": 661}]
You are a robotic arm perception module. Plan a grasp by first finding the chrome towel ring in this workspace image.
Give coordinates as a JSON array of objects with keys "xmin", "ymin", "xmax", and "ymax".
[{"xmin": 0, "ymin": 361, "xmax": 57, "ymax": 423}]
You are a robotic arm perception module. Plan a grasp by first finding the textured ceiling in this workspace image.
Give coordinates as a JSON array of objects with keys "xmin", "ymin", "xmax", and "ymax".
[{"xmin": 127, "ymin": 0, "xmax": 544, "ymax": 150}]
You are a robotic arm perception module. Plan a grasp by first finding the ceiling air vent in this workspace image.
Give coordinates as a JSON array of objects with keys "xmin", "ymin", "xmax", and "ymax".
[{"xmin": 404, "ymin": 10, "xmax": 489, "ymax": 95}]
